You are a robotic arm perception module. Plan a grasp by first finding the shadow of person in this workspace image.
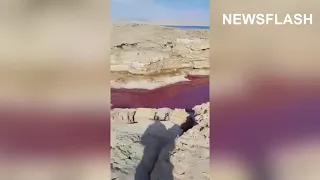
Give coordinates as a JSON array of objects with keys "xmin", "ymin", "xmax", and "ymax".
[
  {"xmin": 135, "ymin": 120, "xmax": 181, "ymax": 180},
  {"xmin": 150, "ymin": 124, "xmax": 181, "ymax": 180}
]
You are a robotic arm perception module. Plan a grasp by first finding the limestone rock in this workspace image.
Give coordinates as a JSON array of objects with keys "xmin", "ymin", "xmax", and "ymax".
[
  {"xmin": 111, "ymin": 23, "xmax": 209, "ymax": 90},
  {"xmin": 111, "ymin": 120, "xmax": 182, "ymax": 180},
  {"xmin": 111, "ymin": 103, "xmax": 210, "ymax": 180},
  {"xmin": 154, "ymin": 108, "xmax": 172, "ymax": 121},
  {"xmin": 110, "ymin": 24, "xmax": 209, "ymax": 180},
  {"xmin": 111, "ymin": 108, "xmax": 136, "ymax": 124},
  {"xmin": 135, "ymin": 108, "xmax": 156, "ymax": 121},
  {"xmin": 170, "ymin": 109, "xmax": 189, "ymax": 125},
  {"xmin": 151, "ymin": 103, "xmax": 210, "ymax": 180}
]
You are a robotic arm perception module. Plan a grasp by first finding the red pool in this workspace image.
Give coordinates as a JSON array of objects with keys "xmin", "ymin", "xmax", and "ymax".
[{"xmin": 111, "ymin": 75, "xmax": 209, "ymax": 109}]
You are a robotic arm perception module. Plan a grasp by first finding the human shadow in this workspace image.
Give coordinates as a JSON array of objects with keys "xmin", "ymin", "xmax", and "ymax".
[{"xmin": 134, "ymin": 120, "xmax": 181, "ymax": 180}]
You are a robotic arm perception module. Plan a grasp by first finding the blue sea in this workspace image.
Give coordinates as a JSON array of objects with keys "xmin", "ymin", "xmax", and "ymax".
[{"xmin": 165, "ymin": 25, "xmax": 209, "ymax": 30}]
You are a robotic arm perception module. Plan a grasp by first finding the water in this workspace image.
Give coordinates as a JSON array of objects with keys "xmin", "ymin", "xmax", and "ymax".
[
  {"xmin": 110, "ymin": 25, "xmax": 209, "ymax": 109},
  {"xmin": 165, "ymin": 25, "xmax": 209, "ymax": 30},
  {"xmin": 111, "ymin": 75, "xmax": 209, "ymax": 109}
]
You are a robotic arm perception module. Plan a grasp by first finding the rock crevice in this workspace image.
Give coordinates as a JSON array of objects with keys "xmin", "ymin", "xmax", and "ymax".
[{"xmin": 111, "ymin": 103, "xmax": 210, "ymax": 180}]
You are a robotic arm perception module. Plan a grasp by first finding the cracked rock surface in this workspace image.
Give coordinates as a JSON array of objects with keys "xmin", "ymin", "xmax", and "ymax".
[
  {"xmin": 111, "ymin": 103, "xmax": 209, "ymax": 180},
  {"xmin": 111, "ymin": 23, "xmax": 209, "ymax": 90}
]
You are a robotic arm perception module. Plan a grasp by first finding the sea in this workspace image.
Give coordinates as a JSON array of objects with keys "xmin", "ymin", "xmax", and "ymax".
[{"xmin": 165, "ymin": 25, "xmax": 209, "ymax": 30}]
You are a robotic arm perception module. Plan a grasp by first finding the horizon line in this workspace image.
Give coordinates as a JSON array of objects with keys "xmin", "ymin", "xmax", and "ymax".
[{"xmin": 111, "ymin": 21, "xmax": 209, "ymax": 27}]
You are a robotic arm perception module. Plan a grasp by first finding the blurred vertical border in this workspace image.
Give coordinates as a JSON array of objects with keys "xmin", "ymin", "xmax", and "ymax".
[
  {"xmin": 0, "ymin": 0, "xmax": 111, "ymax": 179},
  {"xmin": 210, "ymin": 0, "xmax": 320, "ymax": 180}
]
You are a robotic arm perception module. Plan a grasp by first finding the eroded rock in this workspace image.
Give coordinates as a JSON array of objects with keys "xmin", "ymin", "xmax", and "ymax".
[
  {"xmin": 111, "ymin": 107, "xmax": 190, "ymax": 125},
  {"xmin": 111, "ymin": 103, "xmax": 210, "ymax": 180},
  {"xmin": 111, "ymin": 24, "xmax": 209, "ymax": 90},
  {"xmin": 151, "ymin": 103, "xmax": 210, "ymax": 180}
]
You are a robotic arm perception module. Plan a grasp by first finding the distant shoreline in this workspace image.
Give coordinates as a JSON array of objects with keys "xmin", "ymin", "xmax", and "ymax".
[
  {"xmin": 164, "ymin": 25, "xmax": 209, "ymax": 30},
  {"xmin": 112, "ymin": 22, "xmax": 209, "ymax": 28}
]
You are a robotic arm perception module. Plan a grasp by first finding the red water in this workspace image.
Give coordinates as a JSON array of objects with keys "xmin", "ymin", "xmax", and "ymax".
[
  {"xmin": 111, "ymin": 75, "xmax": 209, "ymax": 109},
  {"xmin": 0, "ymin": 75, "xmax": 208, "ymax": 157}
]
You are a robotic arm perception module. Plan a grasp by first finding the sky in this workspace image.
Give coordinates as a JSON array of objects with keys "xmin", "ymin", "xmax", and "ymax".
[{"xmin": 111, "ymin": 0, "xmax": 209, "ymax": 26}]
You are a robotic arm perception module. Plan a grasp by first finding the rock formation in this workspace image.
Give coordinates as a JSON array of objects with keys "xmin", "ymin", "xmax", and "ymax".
[
  {"xmin": 110, "ymin": 24, "xmax": 210, "ymax": 180},
  {"xmin": 111, "ymin": 103, "xmax": 209, "ymax": 180},
  {"xmin": 111, "ymin": 23, "xmax": 209, "ymax": 90}
]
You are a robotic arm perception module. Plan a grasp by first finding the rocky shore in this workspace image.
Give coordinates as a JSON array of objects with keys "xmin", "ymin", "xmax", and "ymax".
[
  {"xmin": 110, "ymin": 24, "xmax": 210, "ymax": 180},
  {"xmin": 110, "ymin": 23, "xmax": 209, "ymax": 90}
]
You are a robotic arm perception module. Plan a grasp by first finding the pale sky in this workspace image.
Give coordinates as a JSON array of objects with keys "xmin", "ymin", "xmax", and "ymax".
[{"xmin": 111, "ymin": 0, "xmax": 209, "ymax": 26}]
